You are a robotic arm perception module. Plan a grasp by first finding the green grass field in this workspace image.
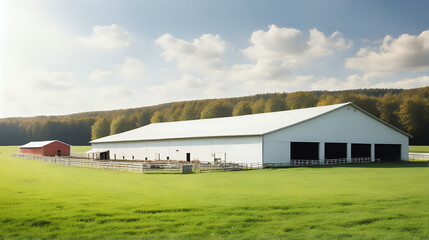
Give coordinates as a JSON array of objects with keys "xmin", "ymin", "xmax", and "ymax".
[
  {"xmin": 70, "ymin": 145, "xmax": 91, "ymax": 153},
  {"xmin": 409, "ymin": 145, "xmax": 429, "ymax": 153},
  {"xmin": 1, "ymin": 146, "xmax": 429, "ymax": 239}
]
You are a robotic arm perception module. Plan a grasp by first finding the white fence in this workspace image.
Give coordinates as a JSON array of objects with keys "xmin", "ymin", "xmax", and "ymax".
[
  {"xmin": 290, "ymin": 157, "xmax": 378, "ymax": 166},
  {"xmin": 13, "ymin": 153, "xmax": 398, "ymax": 172},
  {"xmin": 11, "ymin": 153, "xmax": 263, "ymax": 173},
  {"xmin": 409, "ymin": 153, "xmax": 429, "ymax": 161}
]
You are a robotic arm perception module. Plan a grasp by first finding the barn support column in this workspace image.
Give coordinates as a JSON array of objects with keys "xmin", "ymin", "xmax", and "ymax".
[
  {"xmin": 347, "ymin": 143, "xmax": 352, "ymax": 163},
  {"xmin": 371, "ymin": 144, "xmax": 375, "ymax": 162},
  {"xmin": 319, "ymin": 142, "xmax": 325, "ymax": 165}
]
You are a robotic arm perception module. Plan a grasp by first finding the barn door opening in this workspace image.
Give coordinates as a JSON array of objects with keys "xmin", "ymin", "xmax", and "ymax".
[
  {"xmin": 376, "ymin": 144, "xmax": 401, "ymax": 162},
  {"xmin": 351, "ymin": 144, "xmax": 371, "ymax": 160},
  {"xmin": 186, "ymin": 153, "xmax": 191, "ymax": 162},
  {"xmin": 57, "ymin": 150, "xmax": 61, "ymax": 156},
  {"xmin": 325, "ymin": 143, "xmax": 347, "ymax": 159},
  {"xmin": 100, "ymin": 151, "xmax": 110, "ymax": 160},
  {"xmin": 291, "ymin": 142, "xmax": 319, "ymax": 160}
]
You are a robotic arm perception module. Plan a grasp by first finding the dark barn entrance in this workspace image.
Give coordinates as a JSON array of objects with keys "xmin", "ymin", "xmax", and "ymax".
[
  {"xmin": 376, "ymin": 144, "xmax": 401, "ymax": 162},
  {"xmin": 351, "ymin": 144, "xmax": 371, "ymax": 159},
  {"xmin": 100, "ymin": 151, "xmax": 110, "ymax": 160},
  {"xmin": 291, "ymin": 142, "xmax": 319, "ymax": 160},
  {"xmin": 325, "ymin": 143, "xmax": 347, "ymax": 159}
]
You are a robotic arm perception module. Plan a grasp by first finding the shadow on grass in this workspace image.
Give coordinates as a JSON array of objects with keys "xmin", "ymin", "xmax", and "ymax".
[{"xmin": 310, "ymin": 161, "xmax": 429, "ymax": 169}]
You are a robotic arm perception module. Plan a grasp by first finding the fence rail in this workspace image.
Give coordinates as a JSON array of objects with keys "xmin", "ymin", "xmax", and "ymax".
[
  {"xmin": 290, "ymin": 157, "xmax": 379, "ymax": 166},
  {"xmin": 409, "ymin": 153, "xmax": 429, "ymax": 162},
  {"xmin": 12, "ymin": 153, "xmax": 397, "ymax": 173},
  {"xmin": 11, "ymin": 153, "xmax": 262, "ymax": 174}
]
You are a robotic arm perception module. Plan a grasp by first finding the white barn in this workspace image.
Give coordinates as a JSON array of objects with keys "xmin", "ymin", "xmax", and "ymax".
[{"xmin": 89, "ymin": 102, "xmax": 410, "ymax": 166}]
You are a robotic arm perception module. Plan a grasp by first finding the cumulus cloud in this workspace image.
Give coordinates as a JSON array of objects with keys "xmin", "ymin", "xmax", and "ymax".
[
  {"xmin": 241, "ymin": 25, "xmax": 352, "ymax": 68},
  {"xmin": 153, "ymin": 26, "xmax": 353, "ymax": 95},
  {"xmin": 155, "ymin": 33, "xmax": 226, "ymax": 75},
  {"xmin": 88, "ymin": 69, "xmax": 113, "ymax": 82},
  {"xmin": 99, "ymin": 85, "xmax": 135, "ymax": 98},
  {"xmin": 0, "ymin": 67, "xmax": 92, "ymax": 117},
  {"xmin": 150, "ymin": 74, "xmax": 208, "ymax": 94},
  {"xmin": 78, "ymin": 24, "xmax": 131, "ymax": 50},
  {"xmin": 32, "ymin": 70, "xmax": 78, "ymax": 90},
  {"xmin": 229, "ymin": 59, "xmax": 292, "ymax": 80},
  {"xmin": 88, "ymin": 57, "xmax": 145, "ymax": 83},
  {"xmin": 308, "ymin": 74, "xmax": 370, "ymax": 91},
  {"xmin": 371, "ymin": 76, "xmax": 429, "ymax": 89},
  {"xmin": 230, "ymin": 25, "xmax": 351, "ymax": 82},
  {"xmin": 346, "ymin": 30, "xmax": 429, "ymax": 76}
]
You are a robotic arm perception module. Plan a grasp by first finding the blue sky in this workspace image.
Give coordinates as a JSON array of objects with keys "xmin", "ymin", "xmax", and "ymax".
[{"xmin": 1, "ymin": 0, "xmax": 429, "ymax": 117}]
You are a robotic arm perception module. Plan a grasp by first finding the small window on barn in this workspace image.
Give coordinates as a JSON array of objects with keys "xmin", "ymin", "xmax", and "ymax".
[
  {"xmin": 167, "ymin": 156, "xmax": 170, "ymax": 160},
  {"xmin": 132, "ymin": 156, "xmax": 134, "ymax": 160},
  {"xmin": 123, "ymin": 156, "xmax": 125, "ymax": 160}
]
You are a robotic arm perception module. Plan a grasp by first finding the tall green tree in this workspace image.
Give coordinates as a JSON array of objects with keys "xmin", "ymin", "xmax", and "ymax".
[
  {"xmin": 200, "ymin": 100, "xmax": 233, "ymax": 119},
  {"xmin": 377, "ymin": 93, "xmax": 400, "ymax": 127},
  {"xmin": 91, "ymin": 118, "xmax": 111, "ymax": 140},
  {"xmin": 286, "ymin": 92, "xmax": 318, "ymax": 109},
  {"xmin": 136, "ymin": 109, "xmax": 152, "ymax": 127},
  {"xmin": 398, "ymin": 96, "xmax": 429, "ymax": 143},
  {"xmin": 252, "ymin": 98, "xmax": 266, "ymax": 113},
  {"xmin": 265, "ymin": 94, "xmax": 286, "ymax": 112},
  {"xmin": 180, "ymin": 102, "xmax": 198, "ymax": 120},
  {"xmin": 335, "ymin": 93, "xmax": 379, "ymax": 117},
  {"xmin": 110, "ymin": 116, "xmax": 134, "ymax": 135},
  {"xmin": 233, "ymin": 101, "xmax": 252, "ymax": 116},
  {"xmin": 165, "ymin": 103, "xmax": 183, "ymax": 121},
  {"xmin": 317, "ymin": 93, "xmax": 336, "ymax": 106},
  {"xmin": 150, "ymin": 111, "xmax": 164, "ymax": 123}
]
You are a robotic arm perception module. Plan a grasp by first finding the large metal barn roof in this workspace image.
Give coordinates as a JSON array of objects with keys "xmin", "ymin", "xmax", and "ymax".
[{"xmin": 91, "ymin": 102, "xmax": 410, "ymax": 144}]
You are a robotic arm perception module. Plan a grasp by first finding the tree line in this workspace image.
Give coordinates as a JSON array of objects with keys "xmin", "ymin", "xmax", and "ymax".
[{"xmin": 0, "ymin": 87, "xmax": 428, "ymax": 145}]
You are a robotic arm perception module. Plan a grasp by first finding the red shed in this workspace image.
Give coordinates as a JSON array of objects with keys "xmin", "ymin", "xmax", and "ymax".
[{"xmin": 20, "ymin": 140, "xmax": 70, "ymax": 156}]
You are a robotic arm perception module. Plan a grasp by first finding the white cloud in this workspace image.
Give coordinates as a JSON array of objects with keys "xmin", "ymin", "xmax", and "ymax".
[
  {"xmin": 241, "ymin": 25, "xmax": 352, "ymax": 68},
  {"xmin": 88, "ymin": 69, "xmax": 113, "ymax": 82},
  {"xmin": 154, "ymin": 26, "xmax": 353, "ymax": 95},
  {"xmin": 99, "ymin": 85, "xmax": 135, "ymax": 99},
  {"xmin": 229, "ymin": 59, "xmax": 292, "ymax": 80},
  {"xmin": 230, "ymin": 25, "xmax": 351, "ymax": 82},
  {"xmin": 116, "ymin": 57, "xmax": 146, "ymax": 81},
  {"xmin": 88, "ymin": 57, "xmax": 145, "ymax": 83},
  {"xmin": 155, "ymin": 33, "xmax": 226, "ymax": 75},
  {"xmin": 148, "ymin": 74, "xmax": 207, "ymax": 98},
  {"xmin": 0, "ymin": 68, "xmax": 90, "ymax": 117},
  {"xmin": 371, "ymin": 76, "xmax": 429, "ymax": 89},
  {"xmin": 308, "ymin": 74, "xmax": 370, "ymax": 91},
  {"xmin": 175, "ymin": 74, "xmax": 206, "ymax": 89},
  {"xmin": 78, "ymin": 24, "xmax": 131, "ymax": 50},
  {"xmin": 346, "ymin": 30, "xmax": 429, "ymax": 76},
  {"xmin": 306, "ymin": 29, "xmax": 352, "ymax": 58},
  {"xmin": 32, "ymin": 70, "xmax": 78, "ymax": 90}
]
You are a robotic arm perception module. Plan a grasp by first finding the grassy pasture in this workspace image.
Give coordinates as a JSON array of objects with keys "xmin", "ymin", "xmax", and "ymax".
[
  {"xmin": 409, "ymin": 145, "xmax": 429, "ymax": 153},
  {"xmin": 0, "ymin": 146, "xmax": 429, "ymax": 239},
  {"xmin": 70, "ymin": 145, "xmax": 91, "ymax": 153}
]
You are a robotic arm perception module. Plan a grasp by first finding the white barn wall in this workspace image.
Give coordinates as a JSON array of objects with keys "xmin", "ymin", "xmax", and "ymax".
[
  {"xmin": 92, "ymin": 136, "xmax": 263, "ymax": 165},
  {"xmin": 263, "ymin": 105, "xmax": 409, "ymax": 164},
  {"xmin": 263, "ymin": 140, "xmax": 290, "ymax": 165}
]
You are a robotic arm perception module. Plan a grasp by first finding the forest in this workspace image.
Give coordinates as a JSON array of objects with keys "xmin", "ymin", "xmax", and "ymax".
[{"xmin": 0, "ymin": 87, "xmax": 428, "ymax": 145}]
